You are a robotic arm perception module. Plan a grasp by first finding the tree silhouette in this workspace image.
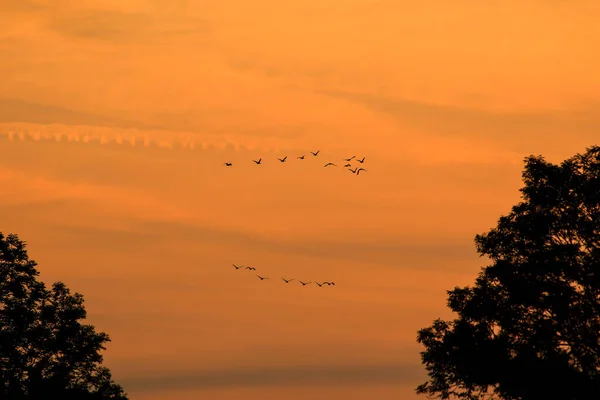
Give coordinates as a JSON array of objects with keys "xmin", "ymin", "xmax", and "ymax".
[
  {"xmin": 0, "ymin": 232, "xmax": 128, "ymax": 399},
  {"xmin": 416, "ymin": 145, "xmax": 600, "ymax": 400}
]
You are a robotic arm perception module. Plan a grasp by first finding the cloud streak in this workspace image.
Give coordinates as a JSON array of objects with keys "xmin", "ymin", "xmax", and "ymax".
[
  {"xmin": 0, "ymin": 121, "xmax": 288, "ymax": 153},
  {"xmin": 0, "ymin": 98, "xmax": 309, "ymax": 144}
]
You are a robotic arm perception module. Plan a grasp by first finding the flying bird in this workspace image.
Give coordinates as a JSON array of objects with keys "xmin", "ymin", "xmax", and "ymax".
[
  {"xmin": 310, "ymin": 150, "xmax": 320, "ymax": 156},
  {"xmin": 233, "ymin": 264, "xmax": 243, "ymax": 270},
  {"xmin": 315, "ymin": 282, "xmax": 324, "ymax": 287},
  {"xmin": 299, "ymin": 281, "xmax": 312, "ymax": 286},
  {"xmin": 223, "ymin": 162, "xmax": 232, "ymax": 166},
  {"xmin": 356, "ymin": 168, "xmax": 367, "ymax": 175},
  {"xmin": 324, "ymin": 162, "xmax": 336, "ymax": 167},
  {"xmin": 323, "ymin": 281, "xmax": 335, "ymax": 286},
  {"xmin": 277, "ymin": 156, "xmax": 287, "ymax": 162},
  {"xmin": 343, "ymin": 156, "xmax": 356, "ymax": 161},
  {"xmin": 253, "ymin": 158, "xmax": 262, "ymax": 164},
  {"xmin": 257, "ymin": 275, "xmax": 270, "ymax": 280},
  {"xmin": 356, "ymin": 157, "xmax": 365, "ymax": 163},
  {"xmin": 282, "ymin": 278, "xmax": 294, "ymax": 283},
  {"xmin": 297, "ymin": 155, "xmax": 305, "ymax": 160},
  {"xmin": 349, "ymin": 167, "xmax": 358, "ymax": 174},
  {"xmin": 245, "ymin": 266, "xmax": 256, "ymax": 271},
  {"xmin": 343, "ymin": 163, "xmax": 352, "ymax": 168}
]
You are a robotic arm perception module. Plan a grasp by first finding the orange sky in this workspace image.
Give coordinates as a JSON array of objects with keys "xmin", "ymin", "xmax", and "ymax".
[{"xmin": 1, "ymin": 1, "xmax": 599, "ymax": 399}]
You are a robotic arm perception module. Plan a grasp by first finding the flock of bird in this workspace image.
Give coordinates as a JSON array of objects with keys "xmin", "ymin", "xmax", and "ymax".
[
  {"xmin": 232, "ymin": 264, "xmax": 336, "ymax": 287},
  {"xmin": 225, "ymin": 149, "xmax": 362, "ymax": 286},
  {"xmin": 223, "ymin": 150, "xmax": 367, "ymax": 175}
]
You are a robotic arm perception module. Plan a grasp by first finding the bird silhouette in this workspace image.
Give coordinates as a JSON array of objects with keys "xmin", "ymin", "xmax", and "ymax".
[
  {"xmin": 315, "ymin": 282, "xmax": 324, "ymax": 287},
  {"xmin": 224, "ymin": 162, "xmax": 232, "ymax": 166},
  {"xmin": 257, "ymin": 275, "xmax": 270, "ymax": 280},
  {"xmin": 349, "ymin": 167, "xmax": 358, "ymax": 174},
  {"xmin": 343, "ymin": 156, "xmax": 356, "ymax": 161},
  {"xmin": 282, "ymin": 278, "xmax": 294, "ymax": 283},
  {"xmin": 299, "ymin": 281, "xmax": 312, "ymax": 286},
  {"xmin": 356, "ymin": 168, "xmax": 367, "ymax": 175},
  {"xmin": 253, "ymin": 158, "xmax": 262, "ymax": 164},
  {"xmin": 277, "ymin": 156, "xmax": 287, "ymax": 162},
  {"xmin": 297, "ymin": 155, "xmax": 305, "ymax": 160},
  {"xmin": 310, "ymin": 150, "xmax": 320, "ymax": 156},
  {"xmin": 324, "ymin": 162, "xmax": 336, "ymax": 167},
  {"xmin": 245, "ymin": 266, "xmax": 256, "ymax": 271},
  {"xmin": 344, "ymin": 163, "xmax": 352, "ymax": 168},
  {"xmin": 233, "ymin": 264, "xmax": 242, "ymax": 270},
  {"xmin": 323, "ymin": 281, "xmax": 335, "ymax": 286},
  {"xmin": 356, "ymin": 157, "xmax": 365, "ymax": 163}
]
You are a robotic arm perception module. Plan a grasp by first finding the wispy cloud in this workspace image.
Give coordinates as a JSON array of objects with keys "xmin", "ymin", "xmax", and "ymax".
[
  {"xmin": 0, "ymin": 122, "xmax": 301, "ymax": 160},
  {"xmin": 0, "ymin": 196, "xmax": 80, "ymax": 215},
  {"xmin": 0, "ymin": 98, "xmax": 157, "ymax": 129},
  {"xmin": 227, "ymin": 55, "xmax": 338, "ymax": 83},
  {"xmin": 1, "ymin": 0, "xmax": 47, "ymax": 13},
  {"xmin": 43, "ymin": 6, "xmax": 210, "ymax": 44},
  {"xmin": 119, "ymin": 362, "xmax": 424, "ymax": 392},
  {"xmin": 316, "ymin": 89, "xmax": 600, "ymax": 151}
]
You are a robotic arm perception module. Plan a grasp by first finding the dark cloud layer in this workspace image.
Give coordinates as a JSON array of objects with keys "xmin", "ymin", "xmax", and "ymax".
[
  {"xmin": 0, "ymin": 98, "xmax": 157, "ymax": 129},
  {"xmin": 45, "ymin": 8, "xmax": 210, "ymax": 43},
  {"xmin": 38, "ymin": 219, "xmax": 478, "ymax": 272},
  {"xmin": 316, "ymin": 89, "xmax": 600, "ymax": 151},
  {"xmin": 0, "ymin": 0, "xmax": 47, "ymax": 13},
  {"xmin": 119, "ymin": 362, "xmax": 424, "ymax": 392}
]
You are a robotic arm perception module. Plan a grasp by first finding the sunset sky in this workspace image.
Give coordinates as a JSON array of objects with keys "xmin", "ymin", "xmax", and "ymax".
[{"xmin": 1, "ymin": 0, "xmax": 599, "ymax": 399}]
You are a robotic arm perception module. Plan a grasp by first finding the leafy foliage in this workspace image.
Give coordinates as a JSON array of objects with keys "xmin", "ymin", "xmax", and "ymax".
[
  {"xmin": 0, "ymin": 233, "xmax": 128, "ymax": 399},
  {"xmin": 416, "ymin": 145, "xmax": 600, "ymax": 399}
]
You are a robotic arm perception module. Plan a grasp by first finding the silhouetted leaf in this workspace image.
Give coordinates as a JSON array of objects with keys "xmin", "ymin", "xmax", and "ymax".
[
  {"xmin": 416, "ymin": 145, "xmax": 600, "ymax": 399},
  {"xmin": 0, "ymin": 233, "xmax": 128, "ymax": 399}
]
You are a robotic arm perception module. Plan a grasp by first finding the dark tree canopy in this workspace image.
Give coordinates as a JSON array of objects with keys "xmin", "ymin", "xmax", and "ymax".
[
  {"xmin": 416, "ymin": 145, "xmax": 600, "ymax": 400},
  {"xmin": 0, "ymin": 233, "xmax": 128, "ymax": 400}
]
